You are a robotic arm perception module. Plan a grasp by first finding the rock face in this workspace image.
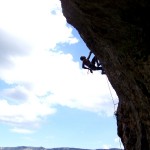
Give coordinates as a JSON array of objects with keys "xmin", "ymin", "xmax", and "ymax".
[{"xmin": 60, "ymin": 0, "xmax": 150, "ymax": 150}]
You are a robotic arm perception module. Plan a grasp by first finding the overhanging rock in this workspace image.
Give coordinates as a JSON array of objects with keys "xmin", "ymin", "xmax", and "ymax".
[{"xmin": 60, "ymin": 0, "xmax": 150, "ymax": 150}]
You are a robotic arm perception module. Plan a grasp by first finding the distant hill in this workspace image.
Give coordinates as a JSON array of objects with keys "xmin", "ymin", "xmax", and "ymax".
[{"xmin": 0, "ymin": 146, "xmax": 123, "ymax": 150}]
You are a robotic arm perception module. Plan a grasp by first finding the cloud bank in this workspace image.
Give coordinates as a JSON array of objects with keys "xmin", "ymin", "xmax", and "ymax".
[{"xmin": 0, "ymin": 0, "xmax": 118, "ymax": 133}]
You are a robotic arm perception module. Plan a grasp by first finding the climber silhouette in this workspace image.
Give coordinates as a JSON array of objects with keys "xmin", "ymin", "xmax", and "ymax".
[{"xmin": 80, "ymin": 51, "xmax": 105, "ymax": 74}]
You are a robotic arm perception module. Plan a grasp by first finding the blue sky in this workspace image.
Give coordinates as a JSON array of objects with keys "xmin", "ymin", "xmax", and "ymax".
[{"xmin": 0, "ymin": 0, "xmax": 123, "ymax": 149}]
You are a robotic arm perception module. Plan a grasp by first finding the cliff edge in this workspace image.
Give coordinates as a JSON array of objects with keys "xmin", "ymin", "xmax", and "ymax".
[{"xmin": 60, "ymin": 0, "xmax": 150, "ymax": 150}]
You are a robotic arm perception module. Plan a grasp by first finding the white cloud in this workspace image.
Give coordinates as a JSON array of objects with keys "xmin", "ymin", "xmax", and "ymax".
[
  {"xmin": 0, "ymin": 0, "xmax": 78, "ymax": 51},
  {"xmin": 0, "ymin": 97, "xmax": 56, "ymax": 123},
  {"xmin": 10, "ymin": 128, "xmax": 34, "ymax": 134},
  {"xmin": 102, "ymin": 144, "xmax": 111, "ymax": 149},
  {"xmin": 0, "ymin": 0, "xmax": 118, "ymax": 131}
]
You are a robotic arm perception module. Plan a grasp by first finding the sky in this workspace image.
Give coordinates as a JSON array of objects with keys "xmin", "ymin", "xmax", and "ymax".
[{"xmin": 0, "ymin": 0, "xmax": 123, "ymax": 149}]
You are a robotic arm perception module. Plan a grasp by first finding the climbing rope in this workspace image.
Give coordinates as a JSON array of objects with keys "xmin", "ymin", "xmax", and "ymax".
[
  {"xmin": 87, "ymin": 72, "xmax": 123, "ymax": 149},
  {"xmin": 119, "ymin": 138, "xmax": 123, "ymax": 150},
  {"xmin": 105, "ymin": 76, "xmax": 117, "ymax": 115},
  {"xmin": 105, "ymin": 76, "xmax": 123, "ymax": 150},
  {"xmin": 87, "ymin": 71, "xmax": 117, "ymax": 113}
]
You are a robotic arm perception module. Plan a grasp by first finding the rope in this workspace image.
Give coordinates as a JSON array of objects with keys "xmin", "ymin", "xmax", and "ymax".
[
  {"xmin": 105, "ymin": 76, "xmax": 117, "ymax": 114},
  {"xmin": 119, "ymin": 138, "xmax": 123, "ymax": 150},
  {"xmin": 105, "ymin": 76, "xmax": 123, "ymax": 150}
]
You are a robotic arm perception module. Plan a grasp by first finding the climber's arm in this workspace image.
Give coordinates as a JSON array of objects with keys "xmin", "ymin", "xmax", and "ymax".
[
  {"xmin": 87, "ymin": 51, "xmax": 92, "ymax": 60},
  {"xmin": 82, "ymin": 63, "xmax": 89, "ymax": 69}
]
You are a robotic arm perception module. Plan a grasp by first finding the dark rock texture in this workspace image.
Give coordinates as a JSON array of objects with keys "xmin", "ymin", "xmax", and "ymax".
[{"xmin": 60, "ymin": 0, "xmax": 150, "ymax": 150}]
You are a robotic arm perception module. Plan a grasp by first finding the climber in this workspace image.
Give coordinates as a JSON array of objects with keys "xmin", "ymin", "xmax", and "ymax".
[{"xmin": 80, "ymin": 51, "xmax": 105, "ymax": 74}]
